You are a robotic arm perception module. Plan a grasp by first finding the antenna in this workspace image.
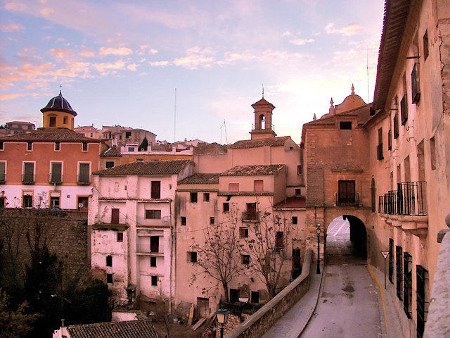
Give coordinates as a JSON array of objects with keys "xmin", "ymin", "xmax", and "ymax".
[
  {"xmin": 262, "ymin": 84, "xmax": 264, "ymax": 98},
  {"xmin": 220, "ymin": 120, "xmax": 228, "ymax": 144},
  {"xmin": 173, "ymin": 88, "xmax": 177, "ymax": 143},
  {"xmin": 366, "ymin": 48, "xmax": 370, "ymax": 102}
]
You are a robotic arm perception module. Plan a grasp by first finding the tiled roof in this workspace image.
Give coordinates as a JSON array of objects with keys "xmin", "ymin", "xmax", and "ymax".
[
  {"xmin": 251, "ymin": 97, "xmax": 275, "ymax": 109},
  {"xmin": 41, "ymin": 91, "xmax": 77, "ymax": 116},
  {"xmin": 0, "ymin": 128, "xmax": 100, "ymax": 142},
  {"xmin": 93, "ymin": 160, "xmax": 192, "ymax": 176},
  {"xmin": 303, "ymin": 104, "xmax": 371, "ymax": 127},
  {"xmin": 66, "ymin": 320, "xmax": 158, "ymax": 338},
  {"xmin": 193, "ymin": 142, "xmax": 227, "ymax": 155},
  {"xmin": 373, "ymin": 0, "xmax": 411, "ymax": 110},
  {"xmin": 274, "ymin": 196, "xmax": 306, "ymax": 209},
  {"xmin": 221, "ymin": 164, "xmax": 285, "ymax": 176},
  {"xmin": 101, "ymin": 146, "xmax": 122, "ymax": 157},
  {"xmin": 178, "ymin": 173, "xmax": 219, "ymax": 184},
  {"xmin": 228, "ymin": 136, "xmax": 290, "ymax": 149}
]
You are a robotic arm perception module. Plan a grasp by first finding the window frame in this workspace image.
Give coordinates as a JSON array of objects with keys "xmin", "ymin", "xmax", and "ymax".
[
  {"xmin": 203, "ymin": 192, "xmax": 210, "ymax": 202},
  {"xmin": 0, "ymin": 161, "xmax": 6, "ymax": 183},
  {"xmin": 190, "ymin": 192, "xmax": 198, "ymax": 203},
  {"xmin": 151, "ymin": 275, "xmax": 158, "ymax": 286},
  {"xmin": 50, "ymin": 161, "xmax": 63, "ymax": 184},
  {"xmin": 22, "ymin": 161, "xmax": 35, "ymax": 184},
  {"xmin": 145, "ymin": 209, "xmax": 162, "ymax": 219},
  {"xmin": 117, "ymin": 232, "xmax": 124, "ymax": 242},
  {"xmin": 77, "ymin": 162, "xmax": 91, "ymax": 185}
]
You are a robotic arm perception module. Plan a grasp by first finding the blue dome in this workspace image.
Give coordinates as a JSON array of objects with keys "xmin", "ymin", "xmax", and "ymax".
[{"xmin": 41, "ymin": 91, "xmax": 77, "ymax": 116}]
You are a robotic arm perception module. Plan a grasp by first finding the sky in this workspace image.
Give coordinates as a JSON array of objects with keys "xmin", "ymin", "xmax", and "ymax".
[{"xmin": 0, "ymin": 0, "xmax": 384, "ymax": 144}]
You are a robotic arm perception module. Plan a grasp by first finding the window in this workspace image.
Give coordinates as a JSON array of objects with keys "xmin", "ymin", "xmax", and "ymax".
[
  {"xmin": 297, "ymin": 165, "xmax": 302, "ymax": 175},
  {"xmin": 49, "ymin": 115, "xmax": 56, "ymax": 127},
  {"xmin": 251, "ymin": 291, "xmax": 260, "ymax": 304},
  {"xmin": 0, "ymin": 197, "xmax": 5, "ymax": 208},
  {"xmin": 203, "ymin": 193, "xmax": 210, "ymax": 202},
  {"xmin": 377, "ymin": 128, "xmax": 384, "ymax": 160},
  {"xmin": 292, "ymin": 216, "xmax": 298, "ymax": 225},
  {"xmin": 23, "ymin": 193, "xmax": 33, "ymax": 208},
  {"xmin": 243, "ymin": 203, "xmax": 258, "ymax": 221},
  {"xmin": 63, "ymin": 116, "xmax": 68, "ymax": 124},
  {"xmin": 125, "ymin": 131, "xmax": 131, "ymax": 138},
  {"xmin": 228, "ymin": 183, "xmax": 239, "ymax": 192},
  {"xmin": 388, "ymin": 129, "xmax": 392, "ymax": 150},
  {"xmin": 430, "ymin": 137, "xmax": 436, "ymax": 170},
  {"xmin": 239, "ymin": 227, "xmax": 249, "ymax": 238},
  {"xmin": 106, "ymin": 273, "xmax": 113, "ymax": 284},
  {"xmin": 151, "ymin": 275, "xmax": 158, "ymax": 286},
  {"xmin": 111, "ymin": 208, "xmax": 120, "ymax": 224},
  {"xmin": 337, "ymin": 180, "xmax": 356, "ymax": 205},
  {"xmin": 50, "ymin": 195, "xmax": 60, "ymax": 208},
  {"xmin": 82, "ymin": 142, "xmax": 88, "ymax": 151},
  {"xmin": 54, "ymin": 142, "xmax": 60, "ymax": 151},
  {"xmin": 295, "ymin": 188, "xmax": 301, "ymax": 197},
  {"xmin": 411, "ymin": 63, "xmax": 421, "ymax": 103},
  {"xmin": 393, "ymin": 113, "xmax": 399, "ymax": 139},
  {"xmin": 117, "ymin": 232, "xmax": 123, "ymax": 242},
  {"xmin": 241, "ymin": 255, "xmax": 250, "ymax": 265},
  {"xmin": 78, "ymin": 163, "xmax": 90, "ymax": 184},
  {"xmin": 50, "ymin": 162, "xmax": 62, "ymax": 184},
  {"xmin": 0, "ymin": 162, "xmax": 5, "ymax": 183},
  {"xmin": 223, "ymin": 203, "xmax": 229, "ymax": 212},
  {"xmin": 145, "ymin": 210, "xmax": 161, "ymax": 219},
  {"xmin": 181, "ymin": 216, "xmax": 186, "ymax": 225},
  {"xmin": 254, "ymin": 180, "xmax": 263, "ymax": 192},
  {"xmin": 106, "ymin": 255, "xmax": 112, "ymax": 267},
  {"xmin": 400, "ymin": 95, "xmax": 408, "ymax": 125},
  {"xmin": 423, "ymin": 30, "xmax": 429, "ymax": 60},
  {"xmin": 339, "ymin": 121, "xmax": 352, "ymax": 130},
  {"xmin": 396, "ymin": 246, "xmax": 403, "ymax": 300},
  {"xmin": 188, "ymin": 251, "xmax": 198, "ymax": 263},
  {"xmin": 23, "ymin": 162, "xmax": 35, "ymax": 184},
  {"xmin": 389, "ymin": 239, "xmax": 394, "ymax": 283},
  {"xmin": 275, "ymin": 231, "xmax": 284, "ymax": 251},
  {"xmin": 210, "ymin": 217, "xmax": 215, "ymax": 225},
  {"xmin": 150, "ymin": 256, "xmax": 157, "ymax": 267},
  {"xmin": 371, "ymin": 178, "xmax": 376, "ymax": 213},
  {"xmin": 0, "ymin": 141, "xmax": 3, "ymax": 150},
  {"xmin": 128, "ymin": 147, "xmax": 135, "ymax": 152},
  {"xmin": 27, "ymin": 142, "xmax": 32, "ymax": 151},
  {"xmin": 106, "ymin": 161, "xmax": 114, "ymax": 169},
  {"xmin": 151, "ymin": 181, "xmax": 161, "ymax": 199},
  {"xmin": 150, "ymin": 236, "xmax": 159, "ymax": 253},
  {"xmin": 403, "ymin": 252, "xmax": 412, "ymax": 318},
  {"xmin": 190, "ymin": 192, "xmax": 198, "ymax": 203}
]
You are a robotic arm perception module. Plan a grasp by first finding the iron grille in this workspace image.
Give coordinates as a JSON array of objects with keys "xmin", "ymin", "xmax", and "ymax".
[
  {"xmin": 389, "ymin": 239, "xmax": 394, "ymax": 283},
  {"xmin": 378, "ymin": 181, "xmax": 427, "ymax": 216},
  {"xmin": 403, "ymin": 252, "xmax": 412, "ymax": 318},
  {"xmin": 416, "ymin": 265, "xmax": 428, "ymax": 338},
  {"xmin": 396, "ymin": 246, "xmax": 403, "ymax": 300}
]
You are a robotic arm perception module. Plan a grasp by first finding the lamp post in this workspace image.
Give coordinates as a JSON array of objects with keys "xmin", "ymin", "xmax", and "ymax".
[
  {"xmin": 316, "ymin": 223, "xmax": 321, "ymax": 274},
  {"xmin": 216, "ymin": 308, "xmax": 229, "ymax": 338}
]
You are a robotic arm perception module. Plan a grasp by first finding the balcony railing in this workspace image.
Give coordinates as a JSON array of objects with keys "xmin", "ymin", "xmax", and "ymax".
[
  {"xmin": 242, "ymin": 211, "xmax": 259, "ymax": 222},
  {"xmin": 335, "ymin": 192, "xmax": 360, "ymax": 206},
  {"xmin": 378, "ymin": 181, "xmax": 427, "ymax": 216}
]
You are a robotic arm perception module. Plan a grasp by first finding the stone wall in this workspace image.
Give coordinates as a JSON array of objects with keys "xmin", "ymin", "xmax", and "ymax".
[
  {"xmin": 227, "ymin": 249, "xmax": 312, "ymax": 338},
  {"xmin": 0, "ymin": 208, "xmax": 89, "ymax": 282}
]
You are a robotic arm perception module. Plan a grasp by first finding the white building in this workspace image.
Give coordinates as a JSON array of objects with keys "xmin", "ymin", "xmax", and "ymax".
[{"xmin": 89, "ymin": 160, "xmax": 194, "ymax": 306}]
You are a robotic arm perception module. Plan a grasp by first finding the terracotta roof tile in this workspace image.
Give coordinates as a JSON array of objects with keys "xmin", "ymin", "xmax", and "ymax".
[
  {"xmin": 193, "ymin": 142, "xmax": 227, "ymax": 155},
  {"xmin": 228, "ymin": 136, "xmax": 290, "ymax": 149},
  {"xmin": 93, "ymin": 160, "xmax": 192, "ymax": 176},
  {"xmin": 221, "ymin": 164, "xmax": 285, "ymax": 176},
  {"xmin": 65, "ymin": 320, "xmax": 158, "ymax": 338},
  {"xmin": 178, "ymin": 173, "xmax": 219, "ymax": 184},
  {"xmin": 0, "ymin": 128, "xmax": 100, "ymax": 142},
  {"xmin": 101, "ymin": 145, "xmax": 122, "ymax": 157}
]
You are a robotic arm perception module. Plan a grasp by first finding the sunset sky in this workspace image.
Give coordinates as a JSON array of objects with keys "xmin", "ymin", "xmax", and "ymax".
[{"xmin": 0, "ymin": 0, "xmax": 384, "ymax": 143}]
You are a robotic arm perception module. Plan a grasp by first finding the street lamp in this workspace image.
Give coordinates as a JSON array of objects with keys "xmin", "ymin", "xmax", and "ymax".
[
  {"xmin": 216, "ymin": 308, "xmax": 229, "ymax": 338},
  {"xmin": 316, "ymin": 223, "xmax": 321, "ymax": 274}
]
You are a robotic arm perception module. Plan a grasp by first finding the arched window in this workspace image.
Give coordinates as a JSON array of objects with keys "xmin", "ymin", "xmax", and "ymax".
[{"xmin": 259, "ymin": 114, "xmax": 265, "ymax": 129}]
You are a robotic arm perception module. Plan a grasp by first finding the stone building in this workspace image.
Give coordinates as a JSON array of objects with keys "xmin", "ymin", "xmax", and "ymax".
[
  {"xmin": 89, "ymin": 160, "xmax": 194, "ymax": 306},
  {"xmin": 0, "ymin": 91, "xmax": 101, "ymax": 210}
]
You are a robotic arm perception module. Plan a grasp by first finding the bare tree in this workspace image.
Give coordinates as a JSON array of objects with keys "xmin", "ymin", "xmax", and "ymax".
[
  {"xmin": 242, "ymin": 211, "xmax": 293, "ymax": 298},
  {"xmin": 191, "ymin": 209, "xmax": 243, "ymax": 303}
]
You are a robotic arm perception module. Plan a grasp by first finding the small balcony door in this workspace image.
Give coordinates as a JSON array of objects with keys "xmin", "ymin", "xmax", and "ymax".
[
  {"xmin": 111, "ymin": 208, "xmax": 120, "ymax": 224},
  {"xmin": 338, "ymin": 180, "xmax": 356, "ymax": 204}
]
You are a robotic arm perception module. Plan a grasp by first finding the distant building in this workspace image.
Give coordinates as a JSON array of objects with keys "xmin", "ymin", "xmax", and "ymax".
[
  {"xmin": 0, "ymin": 91, "xmax": 101, "ymax": 210},
  {"xmin": 0, "ymin": 121, "xmax": 35, "ymax": 136},
  {"xmin": 89, "ymin": 160, "xmax": 194, "ymax": 305}
]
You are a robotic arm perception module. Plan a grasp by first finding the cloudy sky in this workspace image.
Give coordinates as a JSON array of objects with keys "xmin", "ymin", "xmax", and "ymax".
[{"xmin": 0, "ymin": 0, "xmax": 384, "ymax": 143}]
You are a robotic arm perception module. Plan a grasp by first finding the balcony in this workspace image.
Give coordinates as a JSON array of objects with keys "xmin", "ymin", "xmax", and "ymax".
[
  {"xmin": 335, "ymin": 192, "xmax": 360, "ymax": 206},
  {"xmin": 379, "ymin": 181, "xmax": 427, "ymax": 216},
  {"xmin": 242, "ymin": 211, "xmax": 260, "ymax": 222}
]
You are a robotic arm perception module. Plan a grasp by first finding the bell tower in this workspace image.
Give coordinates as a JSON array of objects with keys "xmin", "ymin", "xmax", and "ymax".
[
  {"xmin": 250, "ymin": 95, "xmax": 277, "ymax": 140},
  {"xmin": 41, "ymin": 90, "xmax": 77, "ymax": 129}
]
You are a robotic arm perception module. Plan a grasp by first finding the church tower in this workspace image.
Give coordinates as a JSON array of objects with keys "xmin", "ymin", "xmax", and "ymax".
[
  {"xmin": 250, "ymin": 96, "xmax": 277, "ymax": 140},
  {"xmin": 41, "ymin": 91, "xmax": 77, "ymax": 129}
]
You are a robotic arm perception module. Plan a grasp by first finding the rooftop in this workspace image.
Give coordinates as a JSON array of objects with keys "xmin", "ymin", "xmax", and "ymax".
[
  {"xmin": 65, "ymin": 320, "xmax": 158, "ymax": 338},
  {"xmin": 274, "ymin": 196, "xmax": 306, "ymax": 209},
  {"xmin": 228, "ymin": 136, "xmax": 290, "ymax": 149},
  {"xmin": 221, "ymin": 164, "xmax": 285, "ymax": 176},
  {"xmin": 0, "ymin": 128, "xmax": 100, "ymax": 142},
  {"xmin": 93, "ymin": 160, "xmax": 192, "ymax": 176},
  {"xmin": 41, "ymin": 91, "xmax": 77, "ymax": 116},
  {"xmin": 178, "ymin": 173, "xmax": 220, "ymax": 184},
  {"xmin": 101, "ymin": 146, "xmax": 122, "ymax": 157}
]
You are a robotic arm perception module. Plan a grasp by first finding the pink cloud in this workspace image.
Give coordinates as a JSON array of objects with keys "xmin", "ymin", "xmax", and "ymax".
[
  {"xmin": 325, "ymin": 23, "xmax": 363, "ymax": 36},
  {"xmin": 173, "ymin": 47, "xmax": 215, "ymax": 70},
  {"xmin": 49, "ymin": 48, "xmax": 72, "ymax": 59},
  {"xmin": 99, "ymin": 47, "xmax": 133, "ymax": 56},
  {"xmin": 0, "ymin": 22, "xmax": 23, "ymax": 32}
]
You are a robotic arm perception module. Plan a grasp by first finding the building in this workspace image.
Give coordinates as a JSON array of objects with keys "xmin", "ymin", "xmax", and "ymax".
[
  {"xmin": 0, "ymin": 121, "xmax": 35, "ymax": 136},
  {"xmin": 89, "ymin": 160, "xmax": 194, "ymax": 306},
  {"xmin": 0, "ymin": 92, "xmax": 101, "ymax": 210}
]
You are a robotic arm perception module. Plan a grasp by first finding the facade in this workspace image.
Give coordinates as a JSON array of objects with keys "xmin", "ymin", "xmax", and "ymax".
[
  {"xmin": 0, "ymin": 92, "xmax": 101, "ymax": 210},
  {"xmin": 89, "ymin": 160, "xmax": 194, "ymax": 305}
]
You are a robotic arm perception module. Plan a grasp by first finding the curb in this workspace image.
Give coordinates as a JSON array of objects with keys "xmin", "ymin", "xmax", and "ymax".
[{"xmin": 367, "ymin": 264, "xmax": 388, "ymax": 336}]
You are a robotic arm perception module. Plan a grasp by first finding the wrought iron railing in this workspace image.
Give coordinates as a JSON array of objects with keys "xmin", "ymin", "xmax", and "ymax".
[{"xmin": 378, "ymin": 181, "xmax": 427, "ymax": 216}]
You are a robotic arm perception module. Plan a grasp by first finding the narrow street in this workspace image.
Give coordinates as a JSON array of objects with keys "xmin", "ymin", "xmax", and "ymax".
[{"xmin": 301, "ymin": 217, "xmax": 383, "ymax": 338}]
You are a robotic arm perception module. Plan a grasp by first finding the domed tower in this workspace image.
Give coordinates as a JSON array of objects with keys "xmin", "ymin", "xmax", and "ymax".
[
  {"xmin": 40, "ymin": 91, "xmax": 77, "ymax": 129},
  {"xmin": 250, "ymin": 96, "xmax": 277, "ymax": 140}
]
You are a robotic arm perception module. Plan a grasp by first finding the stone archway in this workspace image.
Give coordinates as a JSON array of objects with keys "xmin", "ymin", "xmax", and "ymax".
[{"xmin": 325, "ymin": 215, "xmax": 367, "ymax": 265}]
